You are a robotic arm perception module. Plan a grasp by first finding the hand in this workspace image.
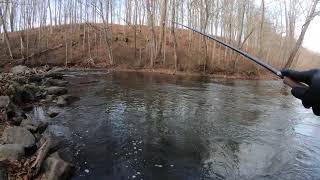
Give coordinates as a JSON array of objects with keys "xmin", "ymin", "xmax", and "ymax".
[{"xmin": 281, "ymin": 69, "xmax": 320, "ymax": 116}]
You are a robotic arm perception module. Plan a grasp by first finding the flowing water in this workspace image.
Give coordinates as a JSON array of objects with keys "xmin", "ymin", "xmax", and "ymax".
[{"xmin": 33, "ymin": 70, "xmax": 320, "ymax": 180}]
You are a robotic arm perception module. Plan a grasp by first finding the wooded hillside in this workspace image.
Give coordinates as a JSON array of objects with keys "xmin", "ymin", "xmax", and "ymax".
[{"xmin": 0, "ymin": 0, "xmax": 319, "ymax": 76}]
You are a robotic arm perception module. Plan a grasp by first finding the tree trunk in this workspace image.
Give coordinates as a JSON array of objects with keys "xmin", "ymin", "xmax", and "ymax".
[
  {"xmin": 156, "ymin": 0, "xmax": 168, "ymax": 61},
  {"xmin": 134, "ymin": 0, "xmax": 138, "ymax": 59},
  {"xmin": 99, "ymin": 1, "xmax": 114, "ymax": 65},
  {"xmin": 171, "ymin": 0, "xmax": 178, "ymax": 71},
  {"xmin": 258, "ymin": 0, "xmax": 265, "ymax": 58},
  {"xmin": 146, "ymin": 0, "xmax": 156, "ymax": 68},
  {"xmin": 0, "ymin": 7, "xmax": 13, "ymax": 60},
  {"xmin": 237, "ymin": 0, "xmax": 246, "ymax": 47},
  {"xmin": 284, "ymin": 0, "xmax": 319, "ymax": 68}
]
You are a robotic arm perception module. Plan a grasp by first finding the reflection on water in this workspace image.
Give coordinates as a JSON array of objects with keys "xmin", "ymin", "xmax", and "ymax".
[{"xmin": 44, "ymin": 71, "xmax": 320, "ymax": 180}]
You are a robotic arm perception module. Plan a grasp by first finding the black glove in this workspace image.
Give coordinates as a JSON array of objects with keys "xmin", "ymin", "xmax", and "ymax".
[{"xmin": 281, "ymin": 69, "xmax": 320, "ymax": 116}]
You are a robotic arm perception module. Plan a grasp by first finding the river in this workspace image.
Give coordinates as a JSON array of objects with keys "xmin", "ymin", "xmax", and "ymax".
[{"xmin": 32, "ymin": 70, "xmax": 320, "ymax": 180}]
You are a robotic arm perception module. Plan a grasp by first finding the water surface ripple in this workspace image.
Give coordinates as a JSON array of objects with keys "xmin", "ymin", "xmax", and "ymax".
[{"xmin": 41, "ymin": 71, "xmax": 320, "ymax": 180}]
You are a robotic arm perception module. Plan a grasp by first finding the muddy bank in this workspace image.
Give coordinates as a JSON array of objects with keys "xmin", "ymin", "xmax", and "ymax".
[
  {"xmin": 0, "ymin": 65, "xmax": 78, "ymax": 180},
  {"xmin": 64, "ymin": 66, "xmax": 278, "ymax": 80},
  {"xmin": 110, "ymin": 67, "xmax": 278, "ymax": 80}
]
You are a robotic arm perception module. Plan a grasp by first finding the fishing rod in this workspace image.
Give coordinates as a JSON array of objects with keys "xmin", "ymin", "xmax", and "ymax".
[{"xmin": 172, "ymin": 21, "xmax": 307, "ymax": 89}]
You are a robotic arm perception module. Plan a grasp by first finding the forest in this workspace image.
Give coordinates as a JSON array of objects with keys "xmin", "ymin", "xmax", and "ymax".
[{"xmin": 0, "ymin": 0, "xmax": 320, "ymax": 76}]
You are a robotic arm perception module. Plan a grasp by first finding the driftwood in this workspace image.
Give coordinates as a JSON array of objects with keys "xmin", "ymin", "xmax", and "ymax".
[{"xmin": 28, "ymin": 136, "xmax": 53, "ymax": 178}]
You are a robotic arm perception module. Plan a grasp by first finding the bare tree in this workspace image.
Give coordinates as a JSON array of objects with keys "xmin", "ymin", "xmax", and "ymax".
[
  {"xmin": 146, "ymin": 0, "xmax": 156, "ymax": 68},
  {"xmin": 99, "ymin": 0, "xmax": 114, "ymax": 65},
  {"xmin": 0, "ymin": 6, "xmax": 13, "ymax": 60},
  {"xmin": 171, "ymin": 0, "xmax": 178, "ymax": 71},
  {"xmin": 156, "ymin": 0, "xmax": 168, "ymax": 62},
  {"xmin": 284, "ymin": 0, "xmax": 319, "ymax": 68}
]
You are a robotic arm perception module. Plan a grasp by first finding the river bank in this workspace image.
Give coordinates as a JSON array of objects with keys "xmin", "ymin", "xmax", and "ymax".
[
  {"xmin": 110, "ymin": 67, "xmax": 278, "ymax": 80},
  {"xmin": 0, "ymin": 65, "xmax": 78, "ymax": 179},
  {"xmin": 52, "ymin": 66, "xmax": 278, "ymax": 81}
]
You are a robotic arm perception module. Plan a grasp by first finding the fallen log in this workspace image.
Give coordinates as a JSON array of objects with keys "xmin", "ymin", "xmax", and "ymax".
[{"xmin": 28, "ymin": 136, "xmax": 53, "ymax": 178}]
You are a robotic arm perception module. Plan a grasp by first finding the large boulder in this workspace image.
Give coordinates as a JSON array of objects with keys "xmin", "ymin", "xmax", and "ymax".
[
  {"xmin": 2, "ymin": 103, "xmax": 20, "ymax": 123},
  {"xmin": 0, "ymin": 144, "xmax": 25, "ymax": 161},
  {"xmin": 45, "ymin": 87, "xmax": 67, "ymax": 96},
  {"xmin": 56, "ymin": 95, "xmax": 79, "ymax": 107},
  {"xmin": 10, "ymin": 65, "xmax": 31, "ymax": 75},
  {"xmin": 42, "ymin": 152, "xmax": 74, "ymax": 180},
  {"xmin": 45, "ymin": 72, "xmax": 64, "ymax": 80},
  {"xmin": 14, "ymin": 84, "xmax": 42, "ymax": 103},
  {"xmin": 20, "ymin": 119, "xmax": 48, "ymax": 133},
  {"xmin": 28, "ymin": 74, "xmax": 44, "ymax": 84},
  {"xmin": 2, "ymin": 127, "xmax": 35, "ymax": 148},
  {"xmin": 8, "ymin": 116, "xmax": 23, "ymax": 126},
  {"xmin": 12, "ymin": 76, "xmax": 29, "ymax": 85},
  {"xmin": 44, "ymin": 78, "xmax": 68, "ymax": 87}
]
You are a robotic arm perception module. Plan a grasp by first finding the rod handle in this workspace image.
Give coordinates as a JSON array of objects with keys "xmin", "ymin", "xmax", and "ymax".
[{"xmin": 283, "ymin": 77, "xmax": 308, "ymax": 89}]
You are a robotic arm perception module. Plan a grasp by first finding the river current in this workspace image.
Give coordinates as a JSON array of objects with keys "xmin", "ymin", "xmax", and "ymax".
[{"xmin": 32, "ymin": 70, "xmax": 320, "ymax": 180}]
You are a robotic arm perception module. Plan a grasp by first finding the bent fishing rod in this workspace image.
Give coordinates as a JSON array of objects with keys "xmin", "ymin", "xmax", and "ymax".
[{"xmin": 172, "ymin": 21, "xmax": 307, "ymax": 89}]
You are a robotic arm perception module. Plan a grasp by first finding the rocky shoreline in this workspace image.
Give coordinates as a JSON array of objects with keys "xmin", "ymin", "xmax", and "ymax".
[{"xmin": 0, "ymin": 65, "xmax": 78, "ymax": 180}]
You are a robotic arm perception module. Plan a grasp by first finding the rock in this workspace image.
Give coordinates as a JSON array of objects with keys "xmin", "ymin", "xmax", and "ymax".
[
  {"xmin": 0, "ymin": 144, "xmax": 25, "ymax": 161},
  {"xmin": 56, "ymin": 97, "xmax": 67, "ymax": 107},
  {"xmin": 0, "ymin": 109, "xmax": 7, "ymax": 122},
  {"xmin": 45, "ymin": 72, "xmax": 64, "ymax": 80},
  {"xmin": 2, "ymin": 127, "xmax": 35, "ymax": 148},
  {"xmin": 45, "ymin": 87, "xmax": 67, "ymax": 96},
  {"xmin": 0, "ymin": 96, "xmax": 10, "ymax": 109},
  {"xmin": 12, "ymin": 76, "xmax": 28, "ymax": 85},
  {"xmin": 20, "ymin": 119, "xmax": 48, "ymax": 133},
  {"xmin": 1, "ymin": 96, "xmax": 14, "ymax": 122},
  {"xmin": 57, "ymin": 95, "xmax": 79, "ymax": 107},
  {"xmin": 29, "ymin": 74, "xmax": 44, "ymax": 84},
  {"xmin": 4, "ymin": 104, "xmax": 17, "ymax": 122},
  {"xmin": 10, "ymin": 65, "xmax": 31, "ymax": 75},
  {"xmin": 42, "ymin": 152, "xmax": 74, "ymax": 180},
  {"xmin": 8, "ymin": 116, "xmax": 23, "ymax": 126},
  {"xmin": 22, "ymin": 105, "xmax": 33, "ymax": 112},
  {"xmin": 43, "ymin": 95, "xmax": 56, "ymax": 103},
  {"xmin": 6, "ymin": 107, "xmax": 26, "ymax": 120},
  {"xmin": 14, "ymin": 84, "xmax": 41, "ymax": 103},
  {"xmin": 47, "ymin": 111, "xmax": 59, "ymax": 118},
  {"xmin": 4, "ymin": 84, "xmax": 15, "ymax": 97},
  {"xmin": 45, "ymin": 78, "xmax": 68, "ymax": 87}
]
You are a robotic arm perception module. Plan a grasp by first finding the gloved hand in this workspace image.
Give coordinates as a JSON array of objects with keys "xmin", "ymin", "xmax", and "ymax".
[{"xmin": 281, "ymin": 69, "xmax": 320, "ymax": 116}]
